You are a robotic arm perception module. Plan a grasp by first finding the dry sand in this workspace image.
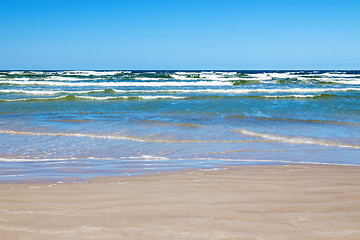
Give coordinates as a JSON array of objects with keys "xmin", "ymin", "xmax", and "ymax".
[{"xmin": 0, "ymin": 164, "xmax": 360, "ymax": 240}]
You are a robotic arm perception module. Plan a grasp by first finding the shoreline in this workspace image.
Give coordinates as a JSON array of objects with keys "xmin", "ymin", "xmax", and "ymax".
[
  {"xmin": 1, "ymin": 161, "xmax": 360, "ymax": 184},
  {"xmin": 1, "ymin": 164, "xmax": 360, "ymax": 239}
]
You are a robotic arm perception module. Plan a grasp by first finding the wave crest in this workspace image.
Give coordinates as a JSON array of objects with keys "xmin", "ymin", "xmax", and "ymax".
[{"xmin": 236, "ymin": 129, "xmax": 360, "ymax": 149}]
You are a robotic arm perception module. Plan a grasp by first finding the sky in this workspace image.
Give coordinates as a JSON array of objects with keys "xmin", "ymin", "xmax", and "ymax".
[{"xmin": 0, "ymin": 0, "xmax": 359, "ymax": 70}]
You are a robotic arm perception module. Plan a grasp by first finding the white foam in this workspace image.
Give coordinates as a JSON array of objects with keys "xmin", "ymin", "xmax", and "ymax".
[
  {"xmin": 180, "ymin": 157, "xmax": 360, "ymax": 167},
  {"xmin": 0, "ymin": 88, "xmax": 359, "ymax": 99},
  {"xmin": 268, "ymin": 72, "xmax": 296, "ymax": 79},
  {"xmin": 262, "ymin": 94, "xmax": 322, "ymax": 98},
  {"xmin": 137, "ymin": 95, "xmax": 186, "ymax": 99},
  {"xmin": 0, "ymin": 95, "xmax": 188, "ymax": 102},
  {"xmin": 169, "ymin": 74, "xmax": 191, "ymax": 80},
  {"xmin": 7, "ymin": 71, "xmax": 26, "ymax": 75},
  {"xmin": 126, "ymin": 155, "xmax": 169, "ymax": 161},
  {"xmin": 0, "ymin": 156, "xmax": 358, "ymax": 167},
  {"xmin": 321, "ymin": 72, "xmax": 359, "ymax": 78},
  {"xmin": 171, "ymin": 71, "xmax": 247, "ymax": 81},
  {"xmin": 0, "ymin": 89, "xmax": 119, "ymax": 95},
  {"xmin": 45, "ymin": 76, "xmax": 99, "ymax": 81},
  {"xmin": 324, "ymin": 79, "xmax": 360, "ymax": 85},
  {"xmin": 59, "ymin": 71, "xmax": 128, "ymax": 76},
  {"xmin": 5, "ymin": 88, "xmax": 359, "ymax": 94},
  {"xmin": 131, "ymin": 87, "xmax": 359, "ymax": 94},
  {"xmin": 134, "ymin": 77, "xmax": 167, "ymax": 81},
  {"xmin": 77, "ymin": 95, "xmax": 187, "ymax": 100},
  {"xmin": 0, "ymin": 129, "xmax": 144, "ymax": 141},
  {"xmin": 0, "ymin": 96, "xmax": 70, "ymax": 102},
  {"xmin": 0, "ymin": 90, "xmax": 61, "ymax": 95},
  {"xmin": 174, "ymin": 71, "xmax": 204, "ymax": 75},
  {"xmin": 246, "ymin": 73, "xmax": 273, "ymax": 81},
  {"xmin": 237, "ymin": 129, "xmax": 360, "ymax": 149},
  {"xmin": 0, "ymin": 80, "xmax": 232, "ymax": 87},
  {"xmin": 0, "ymin": 77, "xmax": 31, "ymax": 81},
  {"xmin": 107, "ymin": 88, "xmax": 359, "ymax": 94},
  {"xmin": 0, "ymin": 129, "xmax": 272, "ymax": 144},
  {"xmin": 296, "ymin": 77, "xmax": 360, "ymax": 85},
  {"xmin": 0, "ymin": 157, "xmax": 82, "ymax": 162},
  {"xmin": 297, "ymin": 76, "xmax": 328, "ymax": 81}
]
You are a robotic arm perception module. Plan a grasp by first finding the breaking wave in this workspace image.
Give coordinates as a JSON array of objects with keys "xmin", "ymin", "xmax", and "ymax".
[
  {"xmin": 0, "ymin": 129, "xmax": 272, "ymax": 143},
  {"xmin": 1, "ymin": 87, "xmax": 359, "ymax": 95},
  {"xmin": 0, "ymin": 95, "xmax": 188, "ymax": 102},
  {"xmin": 0, "ymin": 80, "xmax": 232, "ymax": 87},
  {"xmin": 237, "ymin": 129, "xmax": 360, "ymax": 149}
]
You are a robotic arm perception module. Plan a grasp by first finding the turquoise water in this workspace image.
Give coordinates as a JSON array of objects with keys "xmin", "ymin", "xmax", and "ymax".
[{"xmin": 1, "ymin": 70, "xmax": 360, "ymax": 182}]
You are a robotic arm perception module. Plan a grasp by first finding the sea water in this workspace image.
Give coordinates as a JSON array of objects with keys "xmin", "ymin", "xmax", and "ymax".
[{"xmin": 0, "ymin": 70, "xmax": 359, "ymax": 182}]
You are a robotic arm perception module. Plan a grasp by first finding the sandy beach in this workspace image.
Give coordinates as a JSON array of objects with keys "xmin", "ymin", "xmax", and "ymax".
[{"xmin": 1, "ymin": 164, "xmax": 359, "ymax": 240}]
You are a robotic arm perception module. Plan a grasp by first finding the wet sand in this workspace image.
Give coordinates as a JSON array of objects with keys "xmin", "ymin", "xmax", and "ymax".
[{"xmin": 1, "ymin": 164, "xmax": 360, "ymax": 240}]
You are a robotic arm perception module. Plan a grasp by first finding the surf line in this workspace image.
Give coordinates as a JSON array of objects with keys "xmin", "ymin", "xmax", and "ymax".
[
  {"xmin": 236, "ymin": 129, "xmax": 360, "ymax": 149},
  {"xmin": 0, "ymin": 129, "xmax": 273, "ymax": 144}
]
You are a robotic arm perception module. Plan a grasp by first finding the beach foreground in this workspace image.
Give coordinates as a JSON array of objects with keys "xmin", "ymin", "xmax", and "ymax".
[{"xmin": 1, "ymin": 164, "xmax": 360, "ymax": 240}]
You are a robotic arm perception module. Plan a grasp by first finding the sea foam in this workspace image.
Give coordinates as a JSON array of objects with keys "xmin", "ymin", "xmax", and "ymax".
[{"xmin": 237, "ymin": 129, "xmax": 360, "ymax": 149}]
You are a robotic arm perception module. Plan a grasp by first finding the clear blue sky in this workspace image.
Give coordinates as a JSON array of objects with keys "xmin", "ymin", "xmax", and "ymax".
[{"xmin": 1, "ymin": 0, "xmax": 359, "ymax": 70}]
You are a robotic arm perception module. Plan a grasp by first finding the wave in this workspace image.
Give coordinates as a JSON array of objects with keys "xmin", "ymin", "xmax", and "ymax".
[
  {"xmin": 0, "ymin": 94, "xmax": 348, "ymax": 102},
  {"xmin": 1, "ymin": 70, "xmax": 129, "ymax": 77},
  {"xmin": 236, "ymin": 129, "xmax": 360, "ymax": 149},
  {"xmin": 0, "ymin": 90, "xmax": 63, "ymax": 95},
  {"xmin": 183, "ymin": 87, "xmax": 360, "ymax": 94},
  {"xmin": 1, "ymin": 87, "xmax": 359, "ymax": 96},
  {"xmin": 0, "ymin": 80, "xmax": 232, "ymax": 87},
  {"xmin": 319, "ymin": 79, "xmax": 360, "ymax": 85},
  {"xmin": 2, "ymin": 128, "xmax": 359, "ymax": 148},
  {"xmin": 0, "ymin": 129, "xmax": 273, "ymax": 143},
  {"xmin": 260, "ymin": 94, "xmax": 338, "ymax": 99},
  {"xmin": 321, "ymin": 72, "xmax": 360, "ymax": 78},
  {"xmin": 1, "ymin": 156, "xmax": 359, "ymax": 167},
  {"xmin": 1, "ymin": 93, "xmax": 357, "ymax": 102},
  {"xmin": 0, "ymin": 95, "xmax": 188, "ymax": 102},
  {"xmin": 59, "ymin": 70, "xmax": 129, "ymax": 76},
  {"xmin": 2, "ymin": 70, "xmax": 359, "ymax": 79},
  {"xmin": 186, "ymin": 93, "xmax": 344, "ymax": 100},
  {"xmin": 0, "ymin": 156, "xmax": 170, "ymax": 162},
  {"xmin": 77, "ymin": 95, "xmax": 187, "ymax": 100},
  {"xmin": 0, "ymin": 89, "xmax": 119, "ymax": 95},
  {"xmin": 226, "ymin": 115, "xmax": 360, "ymax": 126},
  {"xmin": 3, "ymin": 77, "xmax": 359, "ymax": 85},
  {"xmin": 45, "ymin": 76, "xmax": 91, "ymax": 81}
]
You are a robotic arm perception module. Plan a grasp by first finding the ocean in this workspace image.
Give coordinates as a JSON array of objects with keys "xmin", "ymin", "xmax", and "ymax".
[{"xmin": 1, "ymin": 70, "xmax": 359, "ymax": 182}]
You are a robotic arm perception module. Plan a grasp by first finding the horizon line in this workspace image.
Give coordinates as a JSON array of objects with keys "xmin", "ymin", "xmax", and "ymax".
[{"xmin": 1, "ymin": 69, "xmax": 360, "ymax": 71}]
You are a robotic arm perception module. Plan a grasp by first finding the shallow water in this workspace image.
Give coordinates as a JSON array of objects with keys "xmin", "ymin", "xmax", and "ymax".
[{"xmin": 1, "ymin": 70, "xmax": 359, "ymax": 182}]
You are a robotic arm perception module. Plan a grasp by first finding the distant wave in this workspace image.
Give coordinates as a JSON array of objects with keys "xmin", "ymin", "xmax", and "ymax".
[
  {"xmin": 1, "ymin": 70, "xmax": 360, "ymax": 81},
  {"xmin": 0, "ymin": 89, "xmax": 119, "ymax": 95},
  {"xmin": 58, "ymin": 70, "xmax": 129, "ymax": 76},
  {"xmin": 260, "ymin": 94, "xmax": 338, "ymax": 99},
  {"xmin": 2, "ymin": 78, "xmax": 360, "ymax": 85},
  {"xmin": 1, "ymin": 87, "xmax": 359, "ymax": 95},
  {"xmin": 0, "ymin": 80, "xmax": 232, "ymax": 87},
  {"xmin": 0, "ymin": 95, "xmax": 188, "ymax": 102},
  {"xmin": 1, "ymin": 92, "xmax": 358, "ymax": 102}
]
